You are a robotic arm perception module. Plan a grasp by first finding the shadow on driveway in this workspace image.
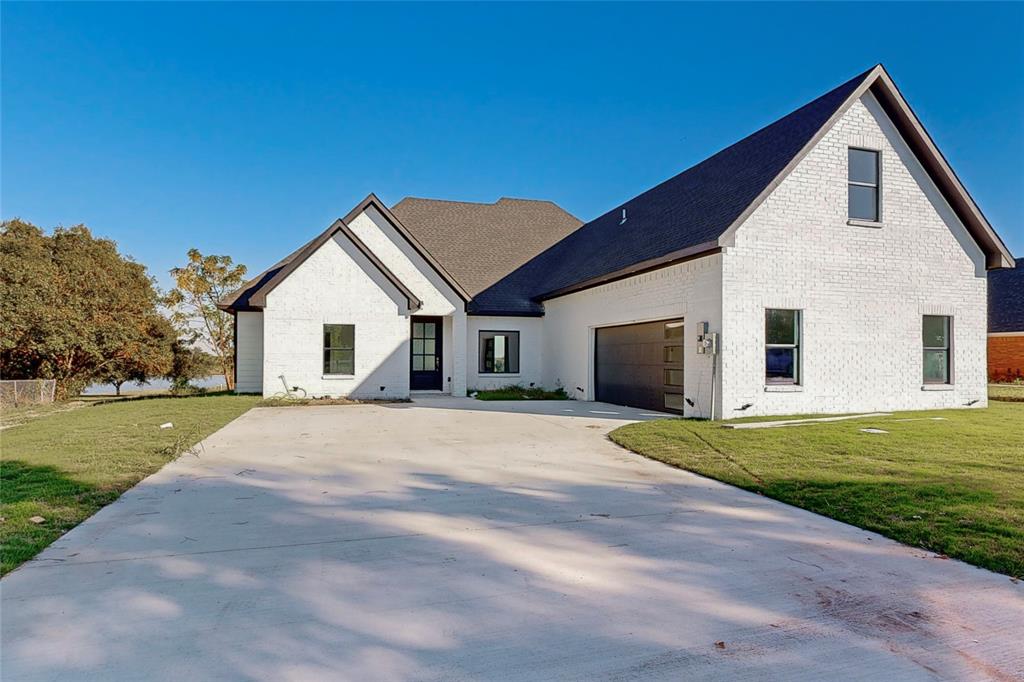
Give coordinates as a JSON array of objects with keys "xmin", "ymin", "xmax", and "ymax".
[{"xmin": 1, "ymin": 404, "xmax": 1020, "ymax": 681}]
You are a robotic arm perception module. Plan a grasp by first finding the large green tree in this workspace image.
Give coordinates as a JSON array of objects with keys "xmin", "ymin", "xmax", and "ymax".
[
  {"xmin": 165, "ymin": 249, "xmax": 247, "ymax": 391},
  {"xmin": 0, "ymin": 219, "xmax": 174, "ymax": 398},
  {"xmin": 99, "ymin": 314, "xmax": 177, "ymax": 395},
  {"xmin": 164, "ymin": 339, "xmax": 220, "ymax": 393}
]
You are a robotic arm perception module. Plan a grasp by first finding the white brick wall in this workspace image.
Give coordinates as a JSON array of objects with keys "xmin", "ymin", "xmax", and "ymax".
[
  {"xmin": 348, "ymin": 207, "xmax": 462, "ymax": 317},
  {"xmin": 719, "ymin": 91, "xmax": 989, "ymax": 417},
  {"xmin": 262, "ymin": 233, "xmax": 412, "ymax": 399},
  {"xmin": 466, "ymin": 316, "xmax": 544, "ymax": 391},
  {"xmin": 542, "ymin": 255, "xmax": 723, "ymax": 418},
  {"xmin": 244, "ymin": 92, "xmax": 988, "ymax": 414},
  {"xmin": 348, "ymin": 206, "xmax": 468, "ymax": 396},
  {"xmin": 256, "ymin": 205, "xmax": 472, "ymax": 399},
  {"xmin": 234, "ymin": 311, "xmax": 263, "ymax": 393}
]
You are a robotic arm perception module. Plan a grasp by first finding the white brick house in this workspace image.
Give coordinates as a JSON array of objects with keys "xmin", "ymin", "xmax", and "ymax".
[{"xmin": 220, "ymin": 65, "xmax": 1014, "ymax": 419}]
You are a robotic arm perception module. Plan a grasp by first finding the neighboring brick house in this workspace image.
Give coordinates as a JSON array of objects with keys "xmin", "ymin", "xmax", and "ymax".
[
  {"xmin": 988, "ymin": 257, "xmax": 1024, "ymax": 382},
  {"xmin": 220, "ymin": 65, "xmax": 1015, "ymax": 418}
]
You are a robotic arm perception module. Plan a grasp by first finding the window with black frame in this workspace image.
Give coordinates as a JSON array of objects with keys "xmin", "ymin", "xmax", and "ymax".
[
  {"xmin": 323, "ymin": 324, "xmax": 355, "ymax": 375},
  {"xmin": 848, "ymin": 148, "xmax": 880, "ymax": 222},
  {"xmin": 478, "ymin": 331, "xmax": 520, "ymax": 374},
  {"xmin": 923, "ymin": 315, "xmax": 952, "ymax": 384},
  {"xmin": 765, "ymin": 309, "xmax": 801, "ymax": 384}
]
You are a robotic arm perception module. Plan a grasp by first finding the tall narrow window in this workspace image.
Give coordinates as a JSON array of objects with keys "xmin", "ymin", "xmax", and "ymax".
[
  {"xmin": 478, "ymin": 331, "xmax": 520, "ymax": 374},
  {"xmin": 848, "ymin": 148, "xmax": 880, "ymax": 222},
  {"xmin": 923, "ymin": 316, "xmax": 951, "ymax": 384},
  {"xmin": 323, "ymin": 324, "xmax": 355, "ymax": 375},
  {"xmin": 766, "ymin": 309, "xmax": 801, "ymax": 384}
]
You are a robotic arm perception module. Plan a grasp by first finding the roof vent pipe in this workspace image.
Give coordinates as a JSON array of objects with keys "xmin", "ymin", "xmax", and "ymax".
[{"xmin": 620, "ymin": 208, "xmax": 627, "ymax": 225}]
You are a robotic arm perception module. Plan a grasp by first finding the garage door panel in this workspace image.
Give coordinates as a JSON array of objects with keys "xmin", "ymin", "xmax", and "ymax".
[{"xmin": 595, "ymin": 319, "xmax": 684, "ymax": 414}]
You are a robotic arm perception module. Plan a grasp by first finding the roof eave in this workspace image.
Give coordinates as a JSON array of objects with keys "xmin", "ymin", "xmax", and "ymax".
[
  {"xmin": 246, "ymin": 215, "xmax": 423, "ymax": 313},
  {"xmin": 238, "ymin": 189, "xmax": 475, "ymax": 309},
  {"xmin": 869, "ymin": 71, "xmax": 1014, "ymax": 270},
  {"xmin": 351, "ymin": 194, "xmax": 473, "ymax": 302},
  {"xmin": 535, "ymin": 241, "xmax": 722, "ymax": 302},
  {"xmin": 716, "ymin": 64, "xmax": 1014, "ymax": 270}
]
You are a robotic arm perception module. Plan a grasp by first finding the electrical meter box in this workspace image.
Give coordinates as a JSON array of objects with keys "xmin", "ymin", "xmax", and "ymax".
[{"xmin": 696, "ymin": 322, "xmax": 718, "ymax": 355}]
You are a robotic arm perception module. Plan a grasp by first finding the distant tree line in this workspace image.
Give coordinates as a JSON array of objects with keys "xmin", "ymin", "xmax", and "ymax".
[{"xmin": 0, "ymin": 219, "xmax": 246, "ymax": 399}]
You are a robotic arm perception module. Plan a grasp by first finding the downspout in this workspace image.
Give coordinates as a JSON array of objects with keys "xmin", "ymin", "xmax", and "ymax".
[
  {"xmin": 232, "ymin": 311, "xmax": 238, "ymax": 393},
  {"xmin": 710, "ymin": 351, "xmax": 717, "ymax": 421}
]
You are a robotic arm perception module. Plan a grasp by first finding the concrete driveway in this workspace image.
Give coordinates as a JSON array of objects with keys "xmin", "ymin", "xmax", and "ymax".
[{"xmin": 2, "ymin": 398, "xmax": 1021, "ymax": 681}]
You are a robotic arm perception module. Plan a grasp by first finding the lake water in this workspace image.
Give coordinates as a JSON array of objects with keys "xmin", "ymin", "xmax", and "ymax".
[{"xmin": 82, "ymin": 375, "xmax": 227, "ymax": 396}]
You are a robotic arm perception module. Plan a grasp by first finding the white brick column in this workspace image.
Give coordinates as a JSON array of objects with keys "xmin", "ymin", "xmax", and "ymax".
[{"xmin": 452, "ymin": 310, "xmax": 468, "ymax": 396}]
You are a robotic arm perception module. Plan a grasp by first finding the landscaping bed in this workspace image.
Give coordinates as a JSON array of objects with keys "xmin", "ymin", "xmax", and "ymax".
[
  {"xmin": 472, "ymin": 385, "xmax": 569, "ymax": 401},
  {"xmin": 610, "ymin": 402, "xmax": 1024, "ymax": 577},
  {"xmin": 258, "ymin": 396, "xmax": 411, "ymax": 407},
  {"xmin": 0, "ymin": 393, "xmax": 259, "ymax": 574}
]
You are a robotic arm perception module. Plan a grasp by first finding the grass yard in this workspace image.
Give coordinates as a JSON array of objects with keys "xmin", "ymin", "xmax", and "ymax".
[
  {"xmin": 472, "ymin": 385, "xmax": 569, "ymax": 401},
  {"xmin": 610, "ymin": 402, "xmax": 1024, "ymax": 577},
  {"xmin": 989, "ymin": 383, "xmax": 1024, "ymax": 402},
  {"xmin": 0, "ymin": 393, "xmax": 259, "ymax": 575}
]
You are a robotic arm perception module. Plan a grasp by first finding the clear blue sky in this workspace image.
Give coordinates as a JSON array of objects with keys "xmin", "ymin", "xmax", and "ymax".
[{"xmin": 3, "ymin": 2, "xmax": 1022, "ymax": 288}]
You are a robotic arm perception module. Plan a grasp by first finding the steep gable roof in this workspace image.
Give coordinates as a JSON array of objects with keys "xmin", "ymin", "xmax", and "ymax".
[
  {"xmin": 471, "ymin": 65, "xmax": 1014, "ymax": 315},
  {"xmin": 391, "ymin": 197, "xmax": 582, "ymax": 297},
  {"xmin": 990, "ymin": 257, "xmax": 1024, "ymax": 333},
  {"xmin": 219, "ymin": 194, "xmax": 450, "ymax": 312}
]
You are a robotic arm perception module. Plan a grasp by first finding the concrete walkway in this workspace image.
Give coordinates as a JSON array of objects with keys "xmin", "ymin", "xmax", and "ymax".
[{"xmin": 2, "ymin": 398, "xmax": 1021, "ymax": 681}]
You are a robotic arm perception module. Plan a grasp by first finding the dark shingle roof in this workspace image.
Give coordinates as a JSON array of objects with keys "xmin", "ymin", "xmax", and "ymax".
[
  {"xmin": 468, "ymin": 67, "xmax": 875, "ymax": 315},
  {"xmin": 221, "ymin": 236, "xmax": 317, "ymax": 311},
  {"xmin": 391, "ymin": 197, "xmax": 583, "ymax": 297},
  {"xmin": 990, "ymin": 258, "xmax": 1024, "ymax": 333},
  {"xmin": 220, "ymin": 195, "xmax": 580, "ymax": 311}
]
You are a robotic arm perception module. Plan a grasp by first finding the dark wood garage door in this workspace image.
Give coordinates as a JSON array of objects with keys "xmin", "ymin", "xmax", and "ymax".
[{"xmin": 595, "ymin": 319, "xmax": 684, "ymax": 414}]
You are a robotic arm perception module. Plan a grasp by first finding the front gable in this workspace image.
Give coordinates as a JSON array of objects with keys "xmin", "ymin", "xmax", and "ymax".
[
  {"xmin": 346, "ymin": 204, "xmax": 464, "ymax": 316},
  {"xmin": 728, "ymin": 89, "xmax": 987, "ymax": 276},
  {"xmin": 718, "ymin": 65, "xmax": 1013, "ymax": 271},
  {"xmin": 719, "ymin": 88, "xmax": 992, "ymax": 417},
  {"xmin": 219, "ymin": 194, "xmax": 467, "ymax": 315},
  {"xmin": 264, "ymin": 228, "xmax": 419, "ymax": 316}
]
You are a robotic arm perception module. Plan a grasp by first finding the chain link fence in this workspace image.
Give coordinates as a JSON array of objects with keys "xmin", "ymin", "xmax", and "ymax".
[{"xmin": 0, "ymin": 380, "xmax": 57, "ymax": 408}]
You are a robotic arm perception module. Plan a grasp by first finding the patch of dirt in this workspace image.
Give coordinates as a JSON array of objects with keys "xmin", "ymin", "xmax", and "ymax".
[
  {"xmin": 813, "ymin": 586, "xmax": 933, "ymax": 638},
  {"xmin": 956, "ymin": 649, "xmax": 1021, "ymax": 682},
  {"xmin": 0, "ymin": 400, "xmax": 88, "ymax": 430}
]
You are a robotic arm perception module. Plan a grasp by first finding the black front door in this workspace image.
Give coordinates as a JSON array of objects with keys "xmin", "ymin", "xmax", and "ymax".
[{"xmin": 410, "ymin": 317, "xmax": 443, "ymax": 390}]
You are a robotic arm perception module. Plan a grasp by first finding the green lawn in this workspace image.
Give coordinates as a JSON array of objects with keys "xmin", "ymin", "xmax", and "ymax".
[
  {"xmin": 610, "ymin": 402, "xmax": 1024, "ymax": 577},
  {"xmin": 0, "ymin": 394, "xmax": 259, "ymax": 574},
  {"xmin": 989, "ymin": 383, "xmax": 1024, "ymax": 402}
]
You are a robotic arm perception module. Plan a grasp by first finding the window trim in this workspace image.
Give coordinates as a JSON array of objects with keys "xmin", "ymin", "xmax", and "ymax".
[
  {"xmin": 922, "ymin": 315, "xmax": 953, "ymax": 385},
  {"xmin": 848, "ymin": 147, "xmax": 882, "ymax": 224},
  {"xmin": 478, "ymin": 330, "xmax": 521, "ymax": 375},
  {"xmin": 323, "ymin": 323, "xmax": 355, "ymax": 376},
  {"xmin": 765, "ymin": 309, "xmax": 802, "ymax": 386}
]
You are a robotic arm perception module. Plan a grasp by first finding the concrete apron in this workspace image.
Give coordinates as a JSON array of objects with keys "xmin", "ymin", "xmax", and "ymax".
[{"xmin": 1, "ymin": 398, "xmax": 1021, "ymax": 681}]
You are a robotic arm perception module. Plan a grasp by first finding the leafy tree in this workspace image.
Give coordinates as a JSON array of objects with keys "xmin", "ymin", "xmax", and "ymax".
[
  {"xmin": 0, "ymin": 220, "xmax": 57, "ymax": 380},
  {"xmin": 166, "ymin": 250, "xmax": 247, "ymax": 391},
  {"xmin": 165, "ymin": 340, "xmax": 219, "ymax": 393},
  {"xmin": 100, "ymin": 315, "xmax": 176, "ymax": 395},
  {"xmin": 0, "ymin": 220, "xmax": 174, "ymax": 398}
]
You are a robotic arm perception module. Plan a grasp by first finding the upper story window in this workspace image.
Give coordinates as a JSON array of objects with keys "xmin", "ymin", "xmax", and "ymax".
[
  {"xmin": 323, "ymin": 324, "xmax": 355, "ymax": 375},
  {"xmin": 479, "ymin": 331, "xmax": 520, "ymax": 374},
  {"xmin": 848, "ymin": 148, "xmax": 880, "ymax": 222},
  {"xmin": 766, "ymin": 309, "xmax": 801, "ymax": 385}
]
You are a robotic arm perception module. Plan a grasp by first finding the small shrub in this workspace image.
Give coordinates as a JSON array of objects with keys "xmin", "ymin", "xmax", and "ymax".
[{"xmin": 471, "ymin": 384, "xmax": 569, "ymax": 401}]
